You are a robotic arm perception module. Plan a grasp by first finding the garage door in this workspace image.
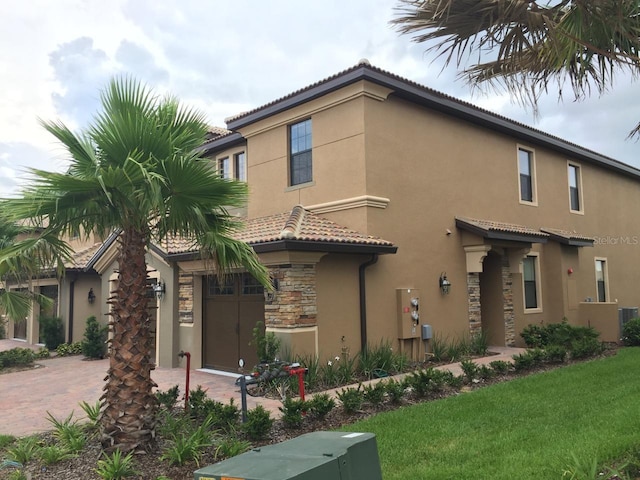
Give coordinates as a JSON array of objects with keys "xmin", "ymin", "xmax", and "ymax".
[{"xmin": 203, "ymin": 274, "xmax": 264, "ymax": 371}]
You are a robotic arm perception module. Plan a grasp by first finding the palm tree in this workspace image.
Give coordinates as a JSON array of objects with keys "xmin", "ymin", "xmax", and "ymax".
[
  {"xmin": 393, "ymin": 0, "xmax": 640, "ymax": 134},
  {"xmin": 0, "ymin": 78, "xmax": 269, "ymax": 452},
  {"xmin": 0, "ymin": 216, "xmax": 65, "ymax": 325}
]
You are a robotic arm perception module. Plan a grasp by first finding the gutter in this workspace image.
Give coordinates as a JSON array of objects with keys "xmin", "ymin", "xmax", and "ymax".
[{"xmin": 358, "ymin": 254, "xmax": 378, "ymax": 352}]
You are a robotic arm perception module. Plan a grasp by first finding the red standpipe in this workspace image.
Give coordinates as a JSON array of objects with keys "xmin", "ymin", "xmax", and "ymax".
[
  {"xmin": 178, "ymin": 351, "xmax": 191, "ymax": 411},
  {"xmin": 288, "ymin": 366, "xmax": 307, "ymax": 402}
]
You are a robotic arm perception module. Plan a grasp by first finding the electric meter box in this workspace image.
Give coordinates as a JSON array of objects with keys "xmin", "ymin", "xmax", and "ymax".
[
  {"xmin": 396, "ymin": 288, "xmax": 421, "ymax": 339},
  {"xmin": 421, "ymin": 324, "xmax": 433, "ymax": 340},
  {"xmin": 194, "ymin": 431, "xmax": 382, "ymax": 480}
]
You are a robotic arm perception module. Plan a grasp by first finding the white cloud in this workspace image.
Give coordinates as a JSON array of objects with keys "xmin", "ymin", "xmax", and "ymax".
[{"xmin": 0, "ymin": 0, "xmax": 638, "ymax": 196}]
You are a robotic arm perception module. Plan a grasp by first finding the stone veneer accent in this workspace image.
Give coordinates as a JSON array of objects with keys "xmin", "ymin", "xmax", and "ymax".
[
  {"xmin": 467, "ymin": 272, "xmax": 481, "ymax": 337},
  {"xmin": 502, "ymin": 255, "xmax": 516, "ymax": 346},
  {"xmin": 178, "ymin": 272, "xmax": 194, "ymax": 323},
  {"xmin": 265, "ymin": 264, "xmax": 317, "ymax": 327}
]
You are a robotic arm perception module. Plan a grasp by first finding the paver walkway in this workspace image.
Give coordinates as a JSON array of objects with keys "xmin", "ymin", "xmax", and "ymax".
[{"xmin": 0, "ymin": 339, "xmax": 525, "ymax": 437}]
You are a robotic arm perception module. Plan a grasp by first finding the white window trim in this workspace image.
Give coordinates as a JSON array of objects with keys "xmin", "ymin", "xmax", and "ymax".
[
  {"xmin": 517, "ymin": 145, "xmax": 538, "ymax": 206},
  {"xmin": 523, "ymin": 252, "xmax": 543, "ymax": 314},
  {"xmin": 567, "ymin": 160, "xmax": 584, "ymax": 215},
  {"xmin": 594, "ymin": 257, "xmax": 610, "ymax": 303}
]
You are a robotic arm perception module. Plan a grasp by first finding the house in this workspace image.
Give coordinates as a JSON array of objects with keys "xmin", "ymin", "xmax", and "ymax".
[
  {"xmin": 10, "ymin": 60, "xmax": 640, "ymax": 371},
  {"xmin": 4, "ymin": 230, "xmax": 103, "ymax": 346}
]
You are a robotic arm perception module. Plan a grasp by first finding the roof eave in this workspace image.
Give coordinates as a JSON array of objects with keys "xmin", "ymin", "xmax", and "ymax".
[{"xmin": 198, "ymin": 132, "xmax": 246, "ymax": 156}]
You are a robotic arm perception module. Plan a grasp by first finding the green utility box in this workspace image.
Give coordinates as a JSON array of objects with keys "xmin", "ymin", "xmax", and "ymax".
[{"xmin": 194, "ymin": 431, "xmax": 382, "ymax": 480}]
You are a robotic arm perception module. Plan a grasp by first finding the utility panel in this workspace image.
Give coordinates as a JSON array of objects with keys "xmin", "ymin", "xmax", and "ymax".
[
  {"xmin": 397, "ymin": 288, "xmax": 420, "ymax": 339},
  {"xmin": 194, "ymin": 431, "xmax": 382, "ymax": 480}
]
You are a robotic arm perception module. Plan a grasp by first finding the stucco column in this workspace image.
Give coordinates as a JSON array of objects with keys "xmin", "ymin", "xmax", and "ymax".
[{"xmin": 467, "ymin": 272, "xmax": 482, "ymax": 337}]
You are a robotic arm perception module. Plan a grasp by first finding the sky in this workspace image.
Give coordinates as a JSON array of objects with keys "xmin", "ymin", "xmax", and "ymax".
[{"xmin": 1, "ymin": 0, "xmax": 638, "ymax": 197}]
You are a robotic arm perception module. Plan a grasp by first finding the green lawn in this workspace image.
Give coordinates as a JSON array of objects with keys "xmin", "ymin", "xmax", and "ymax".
[{"xmin": 345, "ymin": 348, "xmax": 640, "ymax": 480}]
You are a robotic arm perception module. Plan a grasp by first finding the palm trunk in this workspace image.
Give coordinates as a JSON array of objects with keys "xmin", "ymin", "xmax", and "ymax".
[{"xmin": 100, "ymin": 226, "xmax": 157, "ymax": 452}]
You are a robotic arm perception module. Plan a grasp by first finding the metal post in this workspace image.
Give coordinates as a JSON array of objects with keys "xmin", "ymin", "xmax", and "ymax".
[
  {"xmin": 178, "ymin": 351, "xmax": 191, "ymax": 412},
  {"xmin": 239, "ymin": 375, "xmax": 248, "ymax": 423}
]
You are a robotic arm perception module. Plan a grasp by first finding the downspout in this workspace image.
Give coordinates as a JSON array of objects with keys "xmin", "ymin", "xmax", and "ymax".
[
  {"xmin": 359, "ymin": 253, "xmax": 378, "ymax": 352},
  {"xmin": 68, "ymin": 275, "xmax": 76, "ymax": 343}
]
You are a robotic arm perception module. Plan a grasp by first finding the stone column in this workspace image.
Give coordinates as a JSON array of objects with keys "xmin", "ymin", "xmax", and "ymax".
[
  {"xmin": 467, "ymin": 272, "xmax": 482, "ymax": 337},
  {"xmin": 265, "ymin": 264, "xmax": 317, "ymax": 327},
  {"xmin": 178, "ymin": 272, "xmax": 194, "ymax": 324},
  {"xmin": 502, "ymin": 256, "xmax": 515, "ymax": 346}
]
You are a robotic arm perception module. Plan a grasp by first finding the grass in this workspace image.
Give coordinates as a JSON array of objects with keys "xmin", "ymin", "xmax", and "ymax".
[{"xmin": 345, "ymin": 347, "xmax": 640, "ymax": 480}]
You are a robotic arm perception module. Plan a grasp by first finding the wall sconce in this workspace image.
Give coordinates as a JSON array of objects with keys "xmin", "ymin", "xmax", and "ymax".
[
  {"xmin": 153, "ymin": 280, "xmax": 166, "ymax": 300},
  {"xmin": 88, "ymin": 288, "xmax": 96, "ymax": 304},
  {"xmin": 264, "ymin": 278, "xmax": 279, "ymax": 303},
  {"xmin": 439, "ymin": 272, "xmax": 452, "ymax": 295}
]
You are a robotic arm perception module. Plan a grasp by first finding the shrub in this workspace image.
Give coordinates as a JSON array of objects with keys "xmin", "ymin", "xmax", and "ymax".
[
  {"xmin": 528, "ymin": 348, "xmax": 547, "ymax": 366},
  {"xmin": 156, "ymin": 385, "xmax": 180, "ymax": 411},
  {"xmin": 460, "ymin": 359, "xmax": 478, "ymax": 382},
  {"xmin": 207, "ymin": 399, "xmax": 240, "ymax": 432},
  {"xmin": 489, "ymin": 360, "xmax": 511, "ymax": 375},
  {"xmin": 0, "ymin": 348, "xmax": 34, "ymax": 370},
  {"xmin": 56, "ymin": 342, "xmax": 83, "ymax": 357},
  {"xmin": 384, "ymin": 378, "xmax": 406, "ymax": 404},
  {"xmin": 512, "ymin": 352, "xmax": 536, "ymax": 372},
  {"xmin": 571, "ymin": 337, "xmax": 604, "ymax": 359},
  {"xmin": 307, "ymin": 393, "xmax": 336, "ymax": 420},
  {"xmin": 520, "ymin": 324, "xmax": 548, "ymax": 348},
  {"xmin": 82, "ymin": 316, "xmax": 108, "ymax": 359},
  {"xmin": 279, "ymin": 397, "xmax": 307, "ymax": 428},
  {"xmin": 337, "ymin": 385, "xmax": 364, "ymax": 414},
  {"xmin": 545, "ymin": 345, "xmax": 568, "ymax": 364},
  {"xmin": 622, "ymin": 318, "xmax": 640, "ymax": 346},
  {"xmin": 362, "ymin": 381, "xmax": 386, "ymax": 407},
  {"xmin": 38, "ymin": 316, "xmax": 65, "ymax": 350},
  {"xmin": 407, "ymin": 368, "xmax": 450, "ymax": 397},
  {"xmin": 521, "ymin": 321, "xmax": 600, "ymax": 350},
  {"xmin": 38, "ymin": 445, "xmax": 75, "ymax": 465},
  {"xmin": 252, "ymin": 321, "xmax": 280, "ymax": 362},
  {"xmin": 242, "ymin": 405, "xmax": 273, "ymax": 440},
  {"xmin": 34, "ymin": 347, "xmax": 50, "ymax": 359},
  {"xmin": 478, "ymin": 364, "xmax": 495, "ymax": 380}
]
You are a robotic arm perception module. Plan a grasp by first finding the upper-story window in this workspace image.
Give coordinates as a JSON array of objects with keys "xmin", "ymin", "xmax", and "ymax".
[
  {"xmin": 523, "ymin": 254, "xmax": 542, "ymax": 311},
  {"xmin": 595, "ymin": 258, "xmax": 608, "ymax": 302},
  {"xmin": 518, "ymin": 147, "xmax": 537, "ymax": 205},
  {"xmin": 218, "ymin": 157, "xmax": 231, "ymax": 179},
  {"xmin": 568, "ymin": 162, "xmax": 583, "ymax": 213},
  {"xmin": 234, "ymin": 152, "xmax": 247, "ymax": 182},
  {"xmin": 290, "ymin": 119, "xmax": 312, "ymax": 186}
]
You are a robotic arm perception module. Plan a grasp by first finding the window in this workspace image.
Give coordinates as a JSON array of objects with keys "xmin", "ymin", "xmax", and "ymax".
[
  {"xmin": 523, "ymin": 255, "xmax": 541, "ymax": 310},
  {"xmin": 518, "ymin": 147, "xmax": 536, "ymax": 204},
  {"xmin": 568, "ymin": 163, "xmax": 582, "ymax": 212},
  {"xmin": 290, "ymin": 119, "xmax": 312, "ymax": 186},
  {"xmin": 595, "ymin": 259, "xmax": 608, "ymax": 302},
  {"xmin": 218, "ymin": 157, "xmax": 231, "ymax": 179},
  {"xmin": 234, "ymin": 152, "xmax": 246, "ymax": 182}
]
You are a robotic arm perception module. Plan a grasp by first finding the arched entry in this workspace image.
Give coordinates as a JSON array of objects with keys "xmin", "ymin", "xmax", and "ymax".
[{"xmin": 203, "ymin": 274, "xmax": 264, "ymax": 371}]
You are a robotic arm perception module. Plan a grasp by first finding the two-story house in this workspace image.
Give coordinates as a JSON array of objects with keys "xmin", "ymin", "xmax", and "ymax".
[{"xmin": 15, "ymin": 60, "xmax": 640, "ymax": 372}]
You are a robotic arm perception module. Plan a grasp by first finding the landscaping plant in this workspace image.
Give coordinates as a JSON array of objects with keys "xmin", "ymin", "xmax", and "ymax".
[
  {"xmin": 95, "ymin": 450, "xmax": 139, "ymax": 479},
  {"xmin": 82, "ymin": 315, "xmax": 108, "ymax": 359},
  {"xmin": 38, "ymin": 316, "xmax": 65, "ymax": 350},
  {"xmin": 622, "ymin": 317, "xmax": 640, "ymax": 346},
  {"xmin": 241, "ymin": 405, "xmax": 273, "ymax": 440}
]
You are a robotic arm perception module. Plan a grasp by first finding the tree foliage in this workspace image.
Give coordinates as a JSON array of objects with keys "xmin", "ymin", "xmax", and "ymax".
[
  {"xmin": 394, "ymin": 0, "xmax": 640, "ymax": 134},
  {"xmin": 0, "ymin": 77, "xmax": 269, "ymax": 452}
]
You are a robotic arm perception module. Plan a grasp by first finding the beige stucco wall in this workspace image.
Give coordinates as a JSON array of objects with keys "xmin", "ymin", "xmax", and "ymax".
[{"xmin": 229, "ymin": 82, "xmax": 640, "ymax": 354}]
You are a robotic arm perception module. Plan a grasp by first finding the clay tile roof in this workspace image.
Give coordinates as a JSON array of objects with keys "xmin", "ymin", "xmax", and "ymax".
[
  {"xmin": 455, "ymin": 217, "xmax": 549, "ymax": 243},
  {"xmin": 540, "ymin": 227, "xmax": 594, "ymax": 246},
  {"xmin": 65, "ymin": 242, "xmax": 103, "ymax": 269},
  {"xmin": 157, "ymin": 206, "xmax": 395, "ymax": 256},
  {"xmin": 238, "ymin": 205, "xmax": 394, "ymax": 246},
  {"xmin": 205, "ymin": 126, "xmax": 233, "ymax": 140}
]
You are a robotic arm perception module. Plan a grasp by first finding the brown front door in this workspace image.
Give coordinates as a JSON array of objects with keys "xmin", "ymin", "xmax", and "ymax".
[{"xmin": 204, "ymin": 274, "xmax": 264, "ymax": 371}]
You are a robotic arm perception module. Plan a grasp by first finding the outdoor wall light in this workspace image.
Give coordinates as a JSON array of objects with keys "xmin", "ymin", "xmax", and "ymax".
[
  {"xmin": 264, "ymin": 277, "xmax": 279, "ymax": 303},
  {"xmin": 88, "ymin": 288, "xmax": 96, "ymax": 304},
  {"xmin": 439, "ymin": 272, "xmax": 451, "ymax": 295},
  {"xmin": 153, "ymin": 280, "xmax": 166, "ymax": 300}
]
